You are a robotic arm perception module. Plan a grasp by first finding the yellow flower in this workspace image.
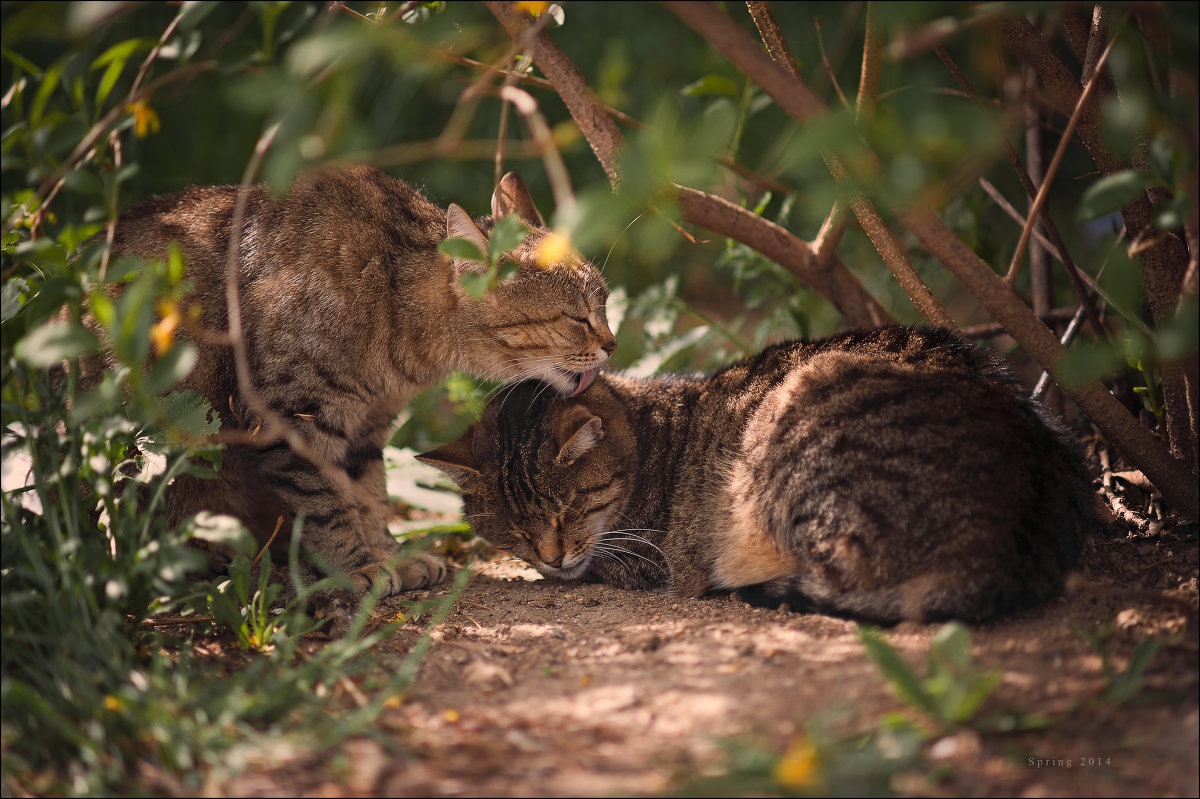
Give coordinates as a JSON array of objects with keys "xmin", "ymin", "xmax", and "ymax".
[
  {"xmin": 774, "ymin": 736, "xmax": 820, "ymax": 788},
  {"xmin": 152, "ymin": 300, "xmax": 181, "ymax": 356},
  {"xmin": 535, "ymin": 230, "xmax": 571, "ymax": 270},
  {"xmin": 442, "ymin": 709, "xmax": 460, "ymax": 723},
  {"xmin": 126, "ymin": 99, "xmax": 161, "ymax": 138},
  {"xmin": 514, "ymin": 1, "xmax": 551, "ymax": 16},
  {"xmin": 103, "ymin": 695, "xmax": 122, "ymax": 712},
  {"xmin": 383, "ymin": 695, "xmax": 405, "ymax": 709}
]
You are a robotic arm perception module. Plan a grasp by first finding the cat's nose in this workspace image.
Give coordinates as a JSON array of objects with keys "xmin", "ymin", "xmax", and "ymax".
[
  {"xmin": 601, "ymin": 339, "xmax": 617, "ymax": 356},
  {"xmin": 545, "ymin": 555, "xmax": 563, "ymax": 568}
]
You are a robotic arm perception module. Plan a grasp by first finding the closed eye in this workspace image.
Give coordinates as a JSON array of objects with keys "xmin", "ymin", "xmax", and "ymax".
[{"xmin": 562, "ymin": 312, "xmax": 588, "ymax": 324}]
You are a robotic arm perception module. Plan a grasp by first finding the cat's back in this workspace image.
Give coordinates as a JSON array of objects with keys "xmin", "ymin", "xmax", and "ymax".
[{"xmin": 736, "ymin": 326, "xmax": 1095, "ymax": 621}]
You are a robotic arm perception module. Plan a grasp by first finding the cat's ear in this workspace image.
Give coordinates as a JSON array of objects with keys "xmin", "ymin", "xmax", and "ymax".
[
  {"xmin": 417, "ymin": 435, "xmax": 480, "ymax": 490},
  {"xmin": 552, "ymin": 404, "xmax": 604, "ymax": 465},
  {"xmin": 445, "ymin": 203, "xmax": 489, "ymax": 269},
  {"xmin": 491, "ymin": 172, "xmax": 544, "ymax": 227}
]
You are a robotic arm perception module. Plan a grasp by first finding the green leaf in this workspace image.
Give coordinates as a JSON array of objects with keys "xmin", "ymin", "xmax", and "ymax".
[
  {"xmin": 159, "ymin": 389, "xmax": 221, "ymax": 439},
  {"xmin": 487, "ymin": 214, "xmax": 530, "ymax": 266},
  {"xmin": 1148, "ymin": 133, "xmax": 1183, "ymax": 186},
  {"xmin": 145, "ymin": 343, "xmax": 199, "ymax": 395},
  {"xmin": 930, "ymin": 622, "xmax": 971, "ymax": 670},
  {"xmin": 1152, "ymin": 193, "xmax": 1189, "ymax": 231},
  {"xmin": 1077, "ymin": 170, "xmax": 1158, "ymax": 221},
  {"xmin": 2, "ymin": 277, "xmax": 30, "ymax": 321},
  {"xmin": 15, "ymin": 320, "xmax": 98, "ymax": 367},
  {"xmin": 437, "ymin": 237, "xmax": 485, "ymax": 263},
  {"xmin": 859, "ymin": 627, "xmax": 936, "ymax": 716},
  {"xmin": 458, "ymin": 271, "xmax": 490, "ymax": 300},
  {"xmin": 29, "ymin": 55, "xmax": 69, "ymax": 128},
  {"xmin": 1108, "ymin": 638, "xmax": 1162, "ymax": 705},
  {"xmin": 681, "ymin": 74, "xmax": 739, "ymax": 98}
]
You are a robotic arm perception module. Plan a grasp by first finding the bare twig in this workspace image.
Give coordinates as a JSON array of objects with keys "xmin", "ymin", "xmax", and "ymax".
[
  {"xmin": 499, "ymin": 86, "xmax": 576, "ymax": 219},
  {"xmin": 935, "ymin": 45, "xmax": 1107, "ymax": 341},
  {"xmin": 961, "ymin": 307, "xmax": 1081, "ymax": 339},
  {"xmin": 675, "ymin": 186, "xmax": 890, "ymax": 325},
  {"xmin": 813, "ymin": 17, "xmax": 851, "ymax": 109},
  {"xmin": 486, "ymin": 0, "xmax": 624, "ymax": 187},
  {"xmin": 855, "ymin": 2, "xmax": 882, "ymax": 123},
  {"xmin": 746, "ymin": 2, "xmax": 801, "ymax": 80},
  {"xmin": 220, "ymin": 124, "xmax": 353, "ymax": 499},
  {"xmin": 1005, "ymin": 37, "xmax": 1117, "ymax": 291}
]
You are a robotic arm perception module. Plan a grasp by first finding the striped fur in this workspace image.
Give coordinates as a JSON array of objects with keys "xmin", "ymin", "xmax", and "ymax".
[
  {"xmin": 103, "ymin": 165, "xmax": 615, "ymax": 594},
  {"xmin": 420, "ymin": 326, "xmax": 1098, "ymax": 623}
]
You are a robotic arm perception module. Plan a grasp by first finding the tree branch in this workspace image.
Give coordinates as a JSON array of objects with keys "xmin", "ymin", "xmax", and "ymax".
[
  {"xmin": 488, "ymin": 0, "xmax": 891, "ymax": 328},
  {"xmin": 669, "ymin": 0, "xmax": 1198, "ymax": 513}
]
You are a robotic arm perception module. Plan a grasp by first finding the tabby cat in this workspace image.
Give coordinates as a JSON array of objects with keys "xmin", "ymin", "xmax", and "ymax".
[
  {"xmin": 104, "ymin": 164, "xmax": 615, "ymax": 594},
  {"xmin": 419, "ymin": 326, "xmax": 1097, "ymax": 623}
]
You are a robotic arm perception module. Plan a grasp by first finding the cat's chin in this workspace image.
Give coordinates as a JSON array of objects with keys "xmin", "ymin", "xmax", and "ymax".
[{"xmin": 539, "ymin": 555, "xmax": 592, "ymax": 581}]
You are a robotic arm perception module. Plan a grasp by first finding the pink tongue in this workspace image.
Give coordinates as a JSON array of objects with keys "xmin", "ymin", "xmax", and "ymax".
[{"xmin": 570, "ymin": 367, "xmax": 600, "ymax": 397}]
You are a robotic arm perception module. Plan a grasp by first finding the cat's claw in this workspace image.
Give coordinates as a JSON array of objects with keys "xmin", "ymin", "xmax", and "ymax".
[{"xmin": 353, "ymin": 553, "xmax": 448, "ymax": 596}]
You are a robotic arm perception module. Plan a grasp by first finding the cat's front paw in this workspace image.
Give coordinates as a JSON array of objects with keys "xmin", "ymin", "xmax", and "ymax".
[{"xmin": 354, "ymin": 553, "xmax": 447, "ymax": 596}]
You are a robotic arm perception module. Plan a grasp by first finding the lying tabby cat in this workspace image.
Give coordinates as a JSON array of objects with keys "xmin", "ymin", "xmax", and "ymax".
[
  {"xmin": 102, "ymin": 164, "xmax": 615, "ymax": 594},
  {"xmin": 420, "ymin": 326, "xmax": 1097, "ymax": 623}
]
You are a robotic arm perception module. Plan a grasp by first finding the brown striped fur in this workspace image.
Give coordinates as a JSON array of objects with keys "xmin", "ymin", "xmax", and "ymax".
[
  {"xmin": 100, "ymin": 164, "xmax": 614, "ymax": 594},
  {"xmin": 420, "ymin": 326, "xmax": 1097, "ymax": 623}
]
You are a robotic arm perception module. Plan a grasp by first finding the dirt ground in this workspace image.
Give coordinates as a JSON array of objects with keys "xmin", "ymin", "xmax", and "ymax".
[{"xmin": 200, "ymin": 520, "xmax": 1199, "ymax": 798}]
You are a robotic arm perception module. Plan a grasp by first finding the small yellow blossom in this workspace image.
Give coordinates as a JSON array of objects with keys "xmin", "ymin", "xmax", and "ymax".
[
  {"xmin": 535, "ymin": 230, "xmax": 571, "ymax": 270},
  {"xmin": 103, "ymin": 695, "xmax": 122, "ymax": 712},
  {"xmin": 578, "ymin": 674, "xmax": 591, "ymax": 687},
  {"xmin": 514, "ymin": 1, "xmax": 551, "ymax": 16},
  {"xmin": 126, "ymin": 99, "xmax": 161, "ymax": 138},
  {"xmin": 774, "ymin": 735, "xmax": 820, "ymax": 789},
  {"xmin": 442, "ymin": 709, "xmax": 460, "ymax": 723},
  {"xmin": 152, "ymin": 300, "xmax": 181, "ymax": 356},
  {"xmin": 383, "ymin": 695, "xmax": 405, "ymax": 709}
]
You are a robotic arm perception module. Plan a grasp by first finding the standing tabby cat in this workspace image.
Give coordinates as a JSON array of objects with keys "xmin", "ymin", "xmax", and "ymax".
[
  {"xmin": 420, "ymin": 326, "xmax": 1097, "ymax": 623},
  {"xmin": 103, "ymin": 164, "xmax": 614, "ymax": 594}
]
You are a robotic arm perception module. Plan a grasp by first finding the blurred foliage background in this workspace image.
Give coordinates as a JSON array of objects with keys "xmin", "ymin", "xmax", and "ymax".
[{"xmin": 2, "ymin": 0, "xmax": 1197, "ymax": 793}]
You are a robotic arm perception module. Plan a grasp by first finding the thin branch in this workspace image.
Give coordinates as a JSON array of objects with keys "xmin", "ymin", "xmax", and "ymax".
[
  {"xmin": 486, "ymin": 0, "xmax": 624, "ymax": 187},
  {"xmin": 221, "ymin": 123, "xmax": 353, "ymax": 500},
  {"xmin": 746, "ymin": 2, "xmax": 802, "ymax": 80},
  {"xmin": 935, "ymin": 45, "xmax": 1107, "ymax": 341},
  {"xmin": 1004, "ymin": 36, "xmax": 1117, "ymax": 290},
  {"xmin": 961, "ymin": 307, "xmax": 1081, "ymax": 339},
  {"xmin": 813, "ymin": 17, "xmax": 851, "ymax": 110},
  {"xmin": 499, "ymin": 86, "xmax": 576, "ymax": 219},
  {"xmin": 736, "ymin": 1, "xmax": 953, "ymax": 327},
  {"xmin": 676, "ymin": 186, "xmax": 890, "ymax": 325},
  {"xmin": 813, "ymin": 203, "xmax": 848, "ymax": 271},
  {"xmin": 855, "ymin": 2, "xmax": 882, "ymax": 123}
]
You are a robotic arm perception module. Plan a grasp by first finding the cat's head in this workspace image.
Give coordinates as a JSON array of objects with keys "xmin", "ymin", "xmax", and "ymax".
[
  {"xmin": 417, "ymin": 378, "xmax": 632, "ymax": 580},
  {"xmin": 444, "ymin": 173, "xmax": 615, "ymax": 396}
]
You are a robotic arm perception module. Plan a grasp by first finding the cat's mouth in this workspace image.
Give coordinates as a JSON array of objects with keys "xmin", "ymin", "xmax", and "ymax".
[
  {"xmin": 555, "ymin": 366, "xmax": 602, "ymax": 397},
  {"xmin": 539, "ymin": 552, "xmax": 593, "ymax": 580}
]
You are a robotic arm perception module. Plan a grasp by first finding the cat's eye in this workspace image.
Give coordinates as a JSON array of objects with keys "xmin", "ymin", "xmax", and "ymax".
[{"xmin": 562, "ymin": 312, "xmax": 588, "ymax": 324}]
